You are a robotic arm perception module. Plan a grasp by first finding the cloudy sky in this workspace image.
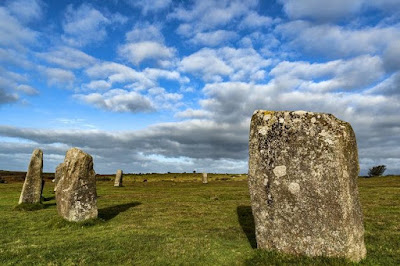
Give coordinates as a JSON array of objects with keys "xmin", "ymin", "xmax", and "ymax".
[{"xmin": 0, "ymin": 0, "xmax": 399, "ymax": 175}]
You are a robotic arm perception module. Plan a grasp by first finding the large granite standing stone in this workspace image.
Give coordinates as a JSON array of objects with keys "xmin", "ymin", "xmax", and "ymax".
[
  {"xmin": 202, "ymin": 173, "xmax": 208, "ymax": 184},
  {"xmin": 248, "ymin": 110, "xmax": 366, "ymax": 262},
  {"xmin": 53, "ymin": 163, "xmax": 64, "ymax": 192},
  {"xmin": 56, "ymin": 148, "xmax": 97, "ymax": 222},
  {"xmin": 114, "ymin": 169, "xmax": 123, "ymax": 187},
  {"xmin": 19, "ymin": 149, "xmax": 43, "ymax": 204}
]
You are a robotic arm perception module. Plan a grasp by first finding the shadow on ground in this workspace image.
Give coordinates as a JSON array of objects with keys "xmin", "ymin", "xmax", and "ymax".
[
  {"xmin": 98, "ymin": 202, "xmax": 141, "ymax": 221},
  {"xmin": 237, "ymin": 205, "xmax": 257, "ymax": 249}
]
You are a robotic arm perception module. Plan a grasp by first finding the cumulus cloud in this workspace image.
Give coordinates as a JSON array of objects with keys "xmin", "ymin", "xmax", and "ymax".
[
  {"xmin": 189, "ymin": 30, "xmax": 239, "ymax": 47},
  {"xmin": 180, "ymin": 47, "xmax": 270, "ymax": 82},
  {"xmin": 118, "ymin": 41, "xmax": 176, "ymax": 66},
  {"xmin": 15, "ymin": 84, "xmax": 39, "ymax": 95},
  {"xmin": 170, "ymin": 0, "xmax": 258, "ymax": 36},
  {"xmin": 44, "ymin": 68, "xmax": 75, "ymax": 86},
  {"xmin": 0, "ymin": 7, "xmax": 37, "ymax": 49},
  {"xmin": 279, "ymin": 0, "xmax": 363, "ymax": 21},
  {"xmin": 85, "ymin": 62, "xmax": 187, "ymax": 91},
  {"xmin": 6, "ymin": 0, "xmax": 44, "ymax": 23},
  {"xmin": 128, "ymin": 0, "xmax": 172, "ymax": 15},
  {"xmin": 276, "ymin": 21, "xmax": 400, "ymax": 59},
  {"xmin": 75, "ymin": 89, "xmax": 154, "ymax": 113},
  {"xmin": 125, "ymin": 23, "xmax": 165, "ymax": 43},
  {"xmin": 62, "ymin": 3, "xmax": 126, "ymax": 47},
  {"xmin": 279, "ymin": 0, "xmax": 400, "ymax": 21},
  {"xmin": 270, "ymin": 55, "xmax": 385, "ymax": 92},
  {"xmin": 36, "ymin": 46, "xmax": 96, "ymax": 69}
]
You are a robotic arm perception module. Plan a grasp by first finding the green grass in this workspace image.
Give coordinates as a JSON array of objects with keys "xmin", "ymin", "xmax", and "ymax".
[{"xmin": 0, "ymin": 175, "xmax": 399, "ymax": 265}]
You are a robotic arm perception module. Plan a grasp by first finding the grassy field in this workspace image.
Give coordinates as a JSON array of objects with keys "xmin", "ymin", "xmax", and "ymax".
[{"xmin": 0, "ymin": 173, "xmax": 399, "ymax": 265}]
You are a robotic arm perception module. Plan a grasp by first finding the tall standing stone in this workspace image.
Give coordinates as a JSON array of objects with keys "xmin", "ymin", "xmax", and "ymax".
[
  {"xmin": 114, "ymin": 169, "xmax": 123, "ymax": 187},
  {"xmin": 19, "ymin": 149, "xmax": 43, "ymax": 204},
  {"xmin": 202, "ymin": 173, "xmax": 208, "ymax": 184},
  {"xmin": 53, "ymin": 163, "xmax": 64, "ymax": 192},
  {"xmin": 248, "ymin": 110, "xmax": 366, "ymax": 262},
  {"xmin": 56, "ymin": 148, "xmax": 97, "ymax": 222}
]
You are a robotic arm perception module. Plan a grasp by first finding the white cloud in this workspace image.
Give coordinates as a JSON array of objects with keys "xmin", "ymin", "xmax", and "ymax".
[
  {"xmin": 179, "ymin": 47, "xmax": 270, "ymax": 82},
  {"xmin": 189, "ymin": 30, "xmax": 239, "ymax": 47},
  {"xmin": 82, "ymin": 80, "xmax": 112, "ymax": 91},
  {"xmin": 180, "ymin": 48, "xmax": 233, "ymax": 82},
  {"xmin": 279, "ymin": 0, "xmax": 363, "ymax": 21},
  {"xmin": 383, "ymin": 40, "xmax": 400, "ymax": 72},
  {"xmin": 6, "ymin": 0, "xmax": 44, "ymax": 23},
  {"xmin": 15, "ymin": 84, "xmax": 39, "ymax": 95},
  {"xmin": 170, "ymin": 0, "xmax": 258, "ymax": 36},
  {"xmin": 175, "ymin": 108, "xmax": 212, "ymax": 119},
  {"xmin": 126, "ymin": 23, "xmax": 165, "ymax": 43},
  {"xmin": 36, "ymin": 46, "xmax": 96, "ymax": 69},
  {"xmin": 128, "ymin": 0, "xmax": 172, "ymax": 15},
  {"xmin": 44, "ymin": 68, "xmax": 75, "ymax": 86},
  {"xmin": 85, "ymin": 62, "xmax": 187, "ymax": 91},
  {"xmin": 0, "ymin": 7, "xmax": 37, "ymax": 49},
  {"xmin": 62, "ymin": 4, "xmax": 126, "ymax": 47},
  {"xmin": 276, "ymin": 21, "xmax": 400, "ymax": 59},
  {"xmin": 239, "ymin": 11, "xmax": 273, "ymax": 29},
  {"xmin": 75, "ymin": 89, "xmax": 154, "ymax": 113},
  {"xmin": 270, "ymin": 55, "xmax": 385, "ymax": 92},
  {"xmin": 118, "ymin": 41, "xmax": 176, "ymax": 66}
]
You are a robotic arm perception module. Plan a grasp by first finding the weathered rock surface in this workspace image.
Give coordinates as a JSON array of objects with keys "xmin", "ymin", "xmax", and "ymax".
[
  {"xmin": 248, "ymin": 110, "xmax": 366, "ymax": 262},
  {"xmin": 202, "ymin": 173, "xmax": 208, "ymax": 184},
  {"xmin": 114, "ymin": 169, "xmax": 123, "ymax": 187},
  {"xmin": 53, "ymin": 163, "xmax": 64, "ymax": 192},
  {"xmin": 56, "ymin": 148, "xmax": 97, "ymax": 222},
  {"xmin": 19, "ymin": 149, "xmax": 43, "ymax": 204}
]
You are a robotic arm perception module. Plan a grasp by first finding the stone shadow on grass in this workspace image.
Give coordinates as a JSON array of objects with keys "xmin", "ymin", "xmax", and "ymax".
[
  {"xmin": 98, "ymin": 202, "xmax": 141, "ymax": 221},
  {"xmin": 237, "ymin": 205, "xmax": 257, "ymax": 249}
]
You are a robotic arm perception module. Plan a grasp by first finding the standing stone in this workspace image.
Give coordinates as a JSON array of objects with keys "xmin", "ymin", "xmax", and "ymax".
[
  {"xmin": 202, "ymin": 173, "xmax": 208, "ymax": 184},
  {"xmin": 53, "ymin": 163, "xmax": 64, "ymax": 192},
  {"xmin": 114, "ymin": 169, "xmax": 123, "ymax": 187},
  {"xmin": 56, "ymin": 148, "xmax": 97, "ymax": 222},
  {"xmin": 248, "ymin": 110, "xmax": 366, "ymax": 262},
  {"xmin": 19, "ymin": 149, "xmax": 43, "ymax": 204}
]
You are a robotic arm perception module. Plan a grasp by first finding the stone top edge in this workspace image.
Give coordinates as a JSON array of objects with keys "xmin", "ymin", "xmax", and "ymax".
[{"xmin": 251, "ymin": 110, "xmax": 346, "ymax": 123}]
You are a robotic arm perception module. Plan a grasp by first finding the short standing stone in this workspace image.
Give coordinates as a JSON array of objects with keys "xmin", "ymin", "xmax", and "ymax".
[
  {"xmin": 53, "ymin": 163, "xmax": 64, "ymax": 192},
  {"xmin": 56, "ymin": 148, "xmax": 97, "ymax": 222},
  {"xmin": 202, "ymin": 173, "xmax": 208, "ymax": 184},
  {"xmin": 19, "ymin": 149, "xmax": 43, "ymax": 204},
  {"xmin": 114, "ymin": 169, "xmax": 123, "ymax": 187},
  {"xmin": 248, "ymin": 110, "xmax": 366, "ymax": 262}
]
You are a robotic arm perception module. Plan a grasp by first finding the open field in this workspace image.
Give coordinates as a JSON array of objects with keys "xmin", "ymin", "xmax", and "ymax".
[{"xmin": 0, "ymin": 173, "xmax": 399, "ymax": 265}]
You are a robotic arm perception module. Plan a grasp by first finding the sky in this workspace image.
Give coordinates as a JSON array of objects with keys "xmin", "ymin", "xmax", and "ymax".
[{"xmin": 0, "ymin": 0, "xmax": 399, "ymax": 175}]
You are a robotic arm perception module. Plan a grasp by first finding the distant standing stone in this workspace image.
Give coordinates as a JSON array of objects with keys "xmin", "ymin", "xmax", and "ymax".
[
  {"xmin": 202, "ymin": 173, "xmax": 208, "ymax": 184},
  {"xmin": 53, "ymin": 163, "xmax": 64, "ymax": 192},
  {"xmin": 56, "ymin": 148, "xmax": 97, "ymax": 222},
  {"xmin": 19, "ymin": 149, "xmax": 43, "ymax": 204},
  {"xmin": 114, "ymin": 169, "xmax": 123, "ymax": 187},
  {"xmin": 248, "ymin": 110, "xmax": 366, "ymax": 262}
]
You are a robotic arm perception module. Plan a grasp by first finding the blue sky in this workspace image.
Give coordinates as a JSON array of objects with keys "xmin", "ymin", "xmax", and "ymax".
[{"xmin": 0, "ymin": 0, "xmax": 399, "ymax": 174}]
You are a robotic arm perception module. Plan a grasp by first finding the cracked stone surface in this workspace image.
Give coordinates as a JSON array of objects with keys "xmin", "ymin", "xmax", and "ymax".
[
  {"xmin": 19, "ymin": 149, "xmax": 43, "ymax": 204},
  {"xmin": 114, "ymin": 169, "xmax": 123, "ymax": 187},
  {"xmin": 248, "ymin": 110, "xmax": 366, "ymax": 262},
  {"xmin": 56, "ymin": 148, "xmax": 97, "ymax": 222}
]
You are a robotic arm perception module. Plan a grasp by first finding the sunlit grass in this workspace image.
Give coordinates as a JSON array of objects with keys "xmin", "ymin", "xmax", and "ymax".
[{"xmin": 0, "ymin": 174, "xmax": 399, "ymax": 265}]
